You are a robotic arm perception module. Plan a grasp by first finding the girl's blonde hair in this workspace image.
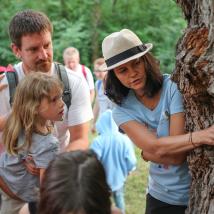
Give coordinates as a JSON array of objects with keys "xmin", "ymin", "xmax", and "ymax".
[{"xmin": 3, "ymin": 72, "xmax": 63, "ymax": 155}]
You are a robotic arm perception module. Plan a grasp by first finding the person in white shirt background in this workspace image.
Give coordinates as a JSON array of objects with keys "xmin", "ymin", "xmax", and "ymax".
[
  {"xmin": 63, "ymin": 46, "xmax": 95, "ymax": 103},
  {"xmin": 91, "ymin": 58, "xmax": 115, "ymax": 133}
]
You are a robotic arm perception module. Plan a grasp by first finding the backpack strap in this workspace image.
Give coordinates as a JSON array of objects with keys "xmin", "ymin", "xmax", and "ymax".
[
  {"xmin": 5, "ymin": 68, "xmax": 18, "ymax": 106},
  {"xmin": 0, "ymin": 66, "xmax": 7, "ymax": 74},
  {"xmin": 81, "ymin": 65, "xmax": 87, "ymax": 79},
  {"xmin": 54, "ymin": 62, "xmax": 71, "ymax": 109}
]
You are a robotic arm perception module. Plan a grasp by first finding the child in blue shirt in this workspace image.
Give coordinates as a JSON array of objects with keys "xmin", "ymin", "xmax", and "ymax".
[{"xmin": 91, "ymin": 110, "xmax": 136, "ymax": 213}]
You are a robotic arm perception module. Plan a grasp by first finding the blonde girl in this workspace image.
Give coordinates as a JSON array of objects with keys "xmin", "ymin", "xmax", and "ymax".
[{"xmin": 0, "ymin": 72, "xmax": 64, "ymax": 214}]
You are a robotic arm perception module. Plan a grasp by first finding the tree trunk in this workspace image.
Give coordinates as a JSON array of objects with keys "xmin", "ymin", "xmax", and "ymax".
[{"xmin": 172, "ymin": 1, "xmax": 214, "ymax": 213}]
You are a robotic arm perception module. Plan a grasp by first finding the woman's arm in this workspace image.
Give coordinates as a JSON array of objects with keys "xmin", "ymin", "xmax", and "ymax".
[
  {"xmin": 121, "ymin": 117, "xmax": 214, "ymax": 165},
  {"xmin": 141, "ymin": 112, "xmax": 187, "ymax": 164}
]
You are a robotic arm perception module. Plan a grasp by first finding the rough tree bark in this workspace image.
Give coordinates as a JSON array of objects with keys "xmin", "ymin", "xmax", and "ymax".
[{"xmin": 172, "ymin": 1, "xmax": 214, "ymax": 213}]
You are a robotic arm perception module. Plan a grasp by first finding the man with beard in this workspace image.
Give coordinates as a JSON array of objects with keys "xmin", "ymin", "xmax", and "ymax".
[{"xmin": 0, "ymin": 10, "xmax": 93, "ymax": 153}]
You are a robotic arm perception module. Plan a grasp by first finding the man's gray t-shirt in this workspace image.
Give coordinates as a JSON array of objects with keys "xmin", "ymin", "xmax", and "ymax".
[{"xmin": 0, "ymin": 132, "xmax": 59, "ymax": 202}]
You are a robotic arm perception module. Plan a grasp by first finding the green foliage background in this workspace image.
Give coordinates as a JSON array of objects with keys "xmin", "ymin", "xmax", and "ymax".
[
  {"xmin": 0, "ymin": 2, "xmax": 186, "ymax": 212},
  {"xmin": 0, "ymin": 0, "xmax": 186, "ymax": 73}
]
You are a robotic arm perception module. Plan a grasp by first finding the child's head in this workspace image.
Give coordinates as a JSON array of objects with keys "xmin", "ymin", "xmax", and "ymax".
[
  {"xmin": 93, "ymin": 58, "xmax": 107, "ymax": 81},
  {"xmin": 14, "ymin": 72, "xmax": 63, "ymax": 121},
  {"xmin": 3, "ymin": 72, "xmax": 63, "ymax": 155},
  {"xmin": 63, "ymin": 47, "xmax": 80, "ymax": 70},
  {"xmin": 39, "ymin": 150, "xmax": 112, "ymax": 214}
]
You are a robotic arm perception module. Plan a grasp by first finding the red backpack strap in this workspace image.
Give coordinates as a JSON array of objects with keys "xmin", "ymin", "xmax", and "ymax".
[
  {"xmin": 0, "ymin": 66, "xmax": 7, "ymax": 73},
  {"xmin": 0, "ymin": 64, "xmax": 18, "ymax": 106},
  {"xmin": 0, "ymin": 64, "xmax": 15, "ymax": 73},
  {"xmin": 7, "ymin": 64, "xmax": 14, "ymax": 71},
  {"xmin": 81, "ymin": 64, "xmax": 87, "ymax": 79}
]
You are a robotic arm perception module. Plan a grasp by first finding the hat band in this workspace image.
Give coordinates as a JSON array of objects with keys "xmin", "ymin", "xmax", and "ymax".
[{"xmin": 105, "ymin": 44, "xmax": 147, "ymax": 67}]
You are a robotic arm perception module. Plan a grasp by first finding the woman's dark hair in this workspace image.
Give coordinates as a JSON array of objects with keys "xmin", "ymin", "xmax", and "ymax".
[
  {"xmin": 105, "ymin": 52, "xmax": 163, "ymax": 105},
  {"xmin": 39, "ymin": 150, "xmax": 111, "ymax": 214}
]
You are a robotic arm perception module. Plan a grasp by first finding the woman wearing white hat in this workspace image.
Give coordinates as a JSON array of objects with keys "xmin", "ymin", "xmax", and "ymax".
[{"xmin": 100, "ymin": 29, "xmax": 214, "ymax": 214}]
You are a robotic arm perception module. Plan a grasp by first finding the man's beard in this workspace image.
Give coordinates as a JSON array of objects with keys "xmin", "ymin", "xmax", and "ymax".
[{"xmin": 35, "ymin": 59, "xmax": 52, "ymax": 73}]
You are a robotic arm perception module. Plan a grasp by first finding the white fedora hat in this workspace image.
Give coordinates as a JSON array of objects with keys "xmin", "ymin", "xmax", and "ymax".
[{"xmin": 100, "ymin": 29, "xmax": 153, "ymax": 71}]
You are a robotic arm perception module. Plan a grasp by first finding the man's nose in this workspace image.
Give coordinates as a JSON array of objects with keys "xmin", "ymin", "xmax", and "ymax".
[{"xmin": 39, "ymin": 48, "xmax": 48, "ymax": 60}]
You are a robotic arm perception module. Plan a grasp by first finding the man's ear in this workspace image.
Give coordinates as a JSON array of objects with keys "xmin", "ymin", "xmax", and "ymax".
[{"xmin": 11, "ymin": 43, "xmax": 21, "ymax": 59}]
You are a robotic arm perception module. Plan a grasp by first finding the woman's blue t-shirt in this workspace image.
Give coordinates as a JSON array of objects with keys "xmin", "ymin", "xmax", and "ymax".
[{"xmin": 113, "ymin": 74, "xmax": 191, "ymax": 205}]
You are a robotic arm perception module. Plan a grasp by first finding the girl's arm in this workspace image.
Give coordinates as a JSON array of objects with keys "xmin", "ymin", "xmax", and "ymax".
[
  {"xmin": 23, "ymin": 155, "xmax": 40, "ymax": 176},
  {"xmin": 0, "ymin": 115, "xmax": 7, "ymax": 131},
  {"xmin": 121, "ymin": 116, "xmax": 214, "ymax": 165}
]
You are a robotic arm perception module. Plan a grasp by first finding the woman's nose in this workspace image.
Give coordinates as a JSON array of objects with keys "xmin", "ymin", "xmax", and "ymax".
[{"xmin": 129, "ymin": 68, "xmax": 138, "ymax": 77}]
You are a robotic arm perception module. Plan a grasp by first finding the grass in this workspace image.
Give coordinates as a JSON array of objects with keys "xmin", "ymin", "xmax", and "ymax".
[
  {"xmin": 90, "ymin": 133, "xmax": 149, "ymax": 214},
  {"xmin": 124, "ymin": 148, "xmax": 149, "ymax": 214}
]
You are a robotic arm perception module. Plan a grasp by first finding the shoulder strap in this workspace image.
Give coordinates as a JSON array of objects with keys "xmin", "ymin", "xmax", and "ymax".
[
  {"xmin": 81, "ymin": 64, "xmax": 87, "ymax": 79},
  {"xmin": 0, "ymin": 66, "xmax": 7, "ymax": 73},
  {"xmin": 54, "ymin": 62, "xmax": 71, "ymax": 109},
  {"xmin": 5, "ymin": 69, "xmax": 18, "ymax": 106}
]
